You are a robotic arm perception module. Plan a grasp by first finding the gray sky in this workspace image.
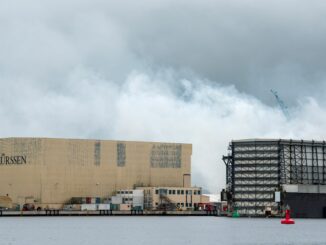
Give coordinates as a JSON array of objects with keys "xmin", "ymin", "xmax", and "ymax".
[{"xmin": 1, "ymin": 0, "xmax": 326, "ymax": 192}]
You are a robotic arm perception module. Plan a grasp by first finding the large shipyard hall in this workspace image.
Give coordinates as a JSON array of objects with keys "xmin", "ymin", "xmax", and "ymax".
[
  {"xmin": 0, "ymin": 137, "xmax": 201, "ymax": 211},
  {"xmin": 223, "ymin": 139, "xmax": 326, "ymax": 218}
]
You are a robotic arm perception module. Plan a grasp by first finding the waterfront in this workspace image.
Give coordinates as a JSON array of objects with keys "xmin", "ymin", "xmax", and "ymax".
[{"xmin": 0, "ymin": 217, "xmax": 326, "ymax": 245}]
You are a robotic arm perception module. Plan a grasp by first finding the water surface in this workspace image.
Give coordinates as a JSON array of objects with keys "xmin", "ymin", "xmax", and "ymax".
[{"xmin": 0, "ymin": 217, "xmax": 325, "ymax": 245}]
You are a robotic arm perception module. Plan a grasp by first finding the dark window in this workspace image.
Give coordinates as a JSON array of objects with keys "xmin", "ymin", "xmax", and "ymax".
[
  {"xmin": 150, "ymin": 144, "xmax": 182, "ymax": 168},
  {"xmin": 159, "ymin": 189, "xmax": 168, "ymax": 195},
  {"xmin": 155, "ymin": 190, "xmax": 159, "ymax": 195},
  {"xmin": 177, "ymin": 190, "xmax": 180, "ymax": 195},
  {"xmin": 117, "ymin": 143, "xmax": 126, "ymax": 167},
  {"xmin": 181, "ymin": 190, "xmax": 184, "ymax": 195},
  {"xmin": 172, "ymin": 190, "xmax": 176, "ymax": 195},
  {"xmin": 198, "ymin": 191, "xmax": 201, "ymax": 195},
  {"xmin": 94, "ymin": 141, "xmax": 101, "ymax": 166},
  {"xmin": 169, "ymin": 190, "xmax": 172, "ymax": 195}
]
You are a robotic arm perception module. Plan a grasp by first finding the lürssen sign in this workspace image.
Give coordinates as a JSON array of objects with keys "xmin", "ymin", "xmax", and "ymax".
[{"xmin": 0, "ymin": 154, "xmax": 27, "ymax": 165}]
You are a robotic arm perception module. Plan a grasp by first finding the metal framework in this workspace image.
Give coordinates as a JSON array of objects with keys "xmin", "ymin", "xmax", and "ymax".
[{"xmin": 223, "ymin": 139, "xmax": 326, "ymax": 216}]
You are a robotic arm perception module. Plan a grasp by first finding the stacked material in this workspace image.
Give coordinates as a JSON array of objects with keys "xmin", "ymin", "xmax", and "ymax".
[
  {"xmin": 70, "ymin": 197, "xmax": 101, "ymax": 205},
  {"xmin": 0, "ymin": 196, "xmax": 12, "ymax": 209},
  {"xmin": 98, "ymin": 204, "xmax": 110, "ymax": 210},
  {"xmin": 70, "ymin": 197, "xmax": 83, "ymax": 204},
  {"xmin": 81, "ymin": 204, "xmax": 97, "ymax": 211},
  {"xmin": 110, "ymin": 204, "xmax": 120, "ymax": 211},
  {"xmin": 120, "ymin": 204, "xmax": 131, "ymax": 211}
]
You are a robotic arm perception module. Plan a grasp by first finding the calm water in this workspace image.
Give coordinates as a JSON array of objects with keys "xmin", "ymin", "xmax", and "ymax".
[{"xmin": 0, "ymin": 217, "xmax": 326, "ymax": 245}]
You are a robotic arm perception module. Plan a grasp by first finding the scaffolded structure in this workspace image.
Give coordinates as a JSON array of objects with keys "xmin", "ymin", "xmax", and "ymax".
[{"xmin": 223, "ymin": 139, "xmax": 326, "ymax": 216}]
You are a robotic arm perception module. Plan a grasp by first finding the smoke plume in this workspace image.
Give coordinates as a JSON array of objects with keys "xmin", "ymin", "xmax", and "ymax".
[{"xmin": 1, "ymin": 0, "xmax": 326, "ymax": 192}]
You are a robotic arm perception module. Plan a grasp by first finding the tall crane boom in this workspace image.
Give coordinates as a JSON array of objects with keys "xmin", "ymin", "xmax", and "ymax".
[{"xmin": 271, "ymin": 89, "xmax": 290, "ymax": 119}]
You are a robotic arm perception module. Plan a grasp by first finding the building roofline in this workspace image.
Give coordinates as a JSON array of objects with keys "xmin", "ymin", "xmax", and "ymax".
[
  {"xmin": 231, "ymin": 138, "xmax": 326, "ymax": 145},
  {"xmin": 0, "ymin": 137, "xmax": 192, "ymax": 146}
]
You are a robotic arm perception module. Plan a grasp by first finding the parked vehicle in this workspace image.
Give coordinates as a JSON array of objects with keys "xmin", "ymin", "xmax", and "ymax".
[{"xmin": 22, "ymin": 203, "xmax": 35, "ymax": 211}]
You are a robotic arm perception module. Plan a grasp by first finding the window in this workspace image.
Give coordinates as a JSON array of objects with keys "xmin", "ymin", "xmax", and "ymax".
[
  {"xmin": 159, "ymin": 189, "xmax": 168, "ymax": 195},
  {"xmin": 181, "ymin": 203, "xmax": 184, "ymax": 207},
  {"xmin": 155, "ymin": 190, "xmax": 159, "ymax": 195},
  {"xmin": 186, "ymin": 190, "xmax": 188, "ymax": 195},
  {"xmin": 117, "ymin": 191, "xmax": 120, "ymax": 194},
  {"xmin": 169, "ymin": 190, "xmax": 172, "ymax": 195},
  {"xmin": 181, "ymin": 190, "xmax": 184, "ymax": 195},
  {"xmin": 194, "ymin": 191, "xmax": 197, "ymax": 195},
  {"xmin": 186, "ymin": 203, "xmax": 188, "ymax": 207},
  {"xmin": 172, "ymin": 190, "xmax": 176, "ymax": 195},
  {"xmin": 198, "ymin": 191, "xmax": 201, "ymax": 195},
  {"xmin": 177, "ymin": 190, "xmax": 180, "ymax": 195},
  {"xmin": 155, "ymin": 202, "xmax": 158, "ymax": 206}
]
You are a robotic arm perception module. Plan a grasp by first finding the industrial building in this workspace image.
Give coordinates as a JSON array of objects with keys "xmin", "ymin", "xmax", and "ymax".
[
  {"xmin": 0, "ymin": 137, "xmax": 193, "ymax": 210},
  {"xmin": 222, "ymin": 139, "xmax": 326, "ymax": 218},
  {"xmin": 139, "ymin": 186, "xmax": 208, "ymax": 210}
]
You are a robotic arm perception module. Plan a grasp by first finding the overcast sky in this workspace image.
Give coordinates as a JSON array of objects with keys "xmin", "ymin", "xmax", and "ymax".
[{"xmin": 1, "ymin": 0, "xmax": 326, "ymax": 192}]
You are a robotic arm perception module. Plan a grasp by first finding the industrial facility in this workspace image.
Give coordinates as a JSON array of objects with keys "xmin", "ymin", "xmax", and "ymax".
[
  {"xmin": 222, "ymin": 139, "xmax": 326, "ymax": 218},
  {"xmin": 0, "ymin": 137, "xmax": 209, "ymax": 212}
]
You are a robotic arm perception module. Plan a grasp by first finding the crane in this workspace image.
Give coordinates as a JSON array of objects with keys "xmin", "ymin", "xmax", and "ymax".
[{"xmin": 270, "ymin": 89, "xmax": 290, "ymax": 119}]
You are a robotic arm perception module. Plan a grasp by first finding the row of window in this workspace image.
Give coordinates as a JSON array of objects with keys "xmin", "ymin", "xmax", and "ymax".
[
  {"xmin": 117, "ymin": 191, "xmax": 133, "ymax": 195},
  {"xmin": 117, "ymin": 189, "xmax": 202, "ymax": 195},
  {"xmin": 155, "ymin": 189, "xmax": 201, "ymax": 195},
  {"xmin": 155, "ymin": 202, "xmax": 195, "ymax": 207},
  {"xmin": 122, "ymin": 197, "xmax": 133, "ymax": 202}
]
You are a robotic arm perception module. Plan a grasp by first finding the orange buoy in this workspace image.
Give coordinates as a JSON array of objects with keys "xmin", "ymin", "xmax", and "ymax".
[{"xmin": 281, "ymin": 209, "xmax": 295, "ymax": 224}]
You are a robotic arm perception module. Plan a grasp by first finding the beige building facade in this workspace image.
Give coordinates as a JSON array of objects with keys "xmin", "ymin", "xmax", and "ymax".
[
  {"xmin": 0, "ymin": 137, "xmax": 192, "ymax": 208},
  {"xmin": 139, "ymin": 187, "xmax": 208, "ymax": 211}
]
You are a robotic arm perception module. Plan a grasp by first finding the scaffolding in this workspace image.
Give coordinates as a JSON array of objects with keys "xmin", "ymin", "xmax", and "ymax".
[{"xmin": 223, "ymin": 139, "xmax": 326, "ymax": 216}]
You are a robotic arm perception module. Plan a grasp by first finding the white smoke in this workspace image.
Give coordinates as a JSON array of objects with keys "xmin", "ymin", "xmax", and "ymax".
[
  {"xmin": 1, "ymin": 0, "xmax": 326, "ymax": 192},
  {"xmin": 2, "ymin": 67, "xmax": 326, "ymax": 192}
]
